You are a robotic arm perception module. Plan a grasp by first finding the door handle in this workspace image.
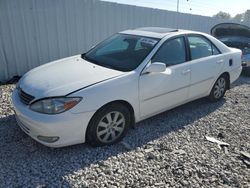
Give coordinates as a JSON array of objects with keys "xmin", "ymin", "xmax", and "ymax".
[
  {"xmin": 182, "ymin": 69, "xmax": 191, "ymax": 75},
  {"xmin": 216, "ymin": 59, "xmax": 224, "ymax": 64}
]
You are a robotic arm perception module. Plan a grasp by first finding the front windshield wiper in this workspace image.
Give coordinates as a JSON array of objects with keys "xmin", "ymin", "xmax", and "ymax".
[
  {"xmin": 81, "ymin": 53, "xmax": 96, "ymax": 64},
  {"xmin": 81, "ymin": 53, "xmax": 86, "ymax": 59},
  {"xmin": 81, "ymin": 53, "xmax": 124, "ymax": 71},
  {"xmin": 102, "ymin": 64, "xmax": 120, "ymax": 70}
]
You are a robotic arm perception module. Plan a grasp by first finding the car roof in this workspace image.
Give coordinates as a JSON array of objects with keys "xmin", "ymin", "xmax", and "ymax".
[
  {"xmin": 119, "ymin": 27, "xmax": 231, "ymax": 53},
  {"xmin": 119, "ymin": 27, "xmax": 191, "ymax": 39},
  {"xmin": 136, "ymin": 27, "xmax": 179, "ymax": 33}
]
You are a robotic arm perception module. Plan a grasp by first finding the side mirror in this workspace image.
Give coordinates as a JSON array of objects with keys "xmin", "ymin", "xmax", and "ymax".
[{"xmin": 143, "ymin": 62, "xmax": 166, "ymax": 74}]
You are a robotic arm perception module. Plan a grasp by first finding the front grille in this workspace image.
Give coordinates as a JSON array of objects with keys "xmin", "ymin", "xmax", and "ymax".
[{"xmin": 19, "ymin": 89, "xmax": 35, "ymax": 105}]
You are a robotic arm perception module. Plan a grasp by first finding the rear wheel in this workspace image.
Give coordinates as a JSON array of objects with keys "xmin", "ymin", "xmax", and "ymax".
[
  {"xmin": 86, "ymin": 103, "xmax": 130, "ymax": 147},
  {"xmin": 209, "ymin": 75, "xmax": 228, "ymax": 102}
]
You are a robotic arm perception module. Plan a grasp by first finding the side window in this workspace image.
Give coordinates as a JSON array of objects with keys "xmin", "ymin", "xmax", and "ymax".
[
  {"xmin": 212, "ymin": 44, "xmax": 220, "ymax": 55},
  {"xmin": 152, "ymin": 37, "xmax": 186, "ymax": 66},
  {"xmin": 188, "ymin": 36, "xmax": 213, "ymax": 60}
]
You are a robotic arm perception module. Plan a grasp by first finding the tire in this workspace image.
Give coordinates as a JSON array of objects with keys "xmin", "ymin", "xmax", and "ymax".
[
  {"xmin": 242, "ymin": 67, "xmax": 250, "ymax": 76},
  {"xmin": 209, "ymin": 74, "xmax": 228, "ymax": 102},
  {"xmin": 86, "ymin": 103, "xmax": 131, "ymax": 147}
]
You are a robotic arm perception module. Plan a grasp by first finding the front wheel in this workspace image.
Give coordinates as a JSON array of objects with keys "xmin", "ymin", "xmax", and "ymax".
[
  {"xmin": 86, "ymin": 103, "xmax": 131, "ymax": 147},
  {"xmin": 209, "ymin": 75, "xmax": 228, "ymax": 102}
]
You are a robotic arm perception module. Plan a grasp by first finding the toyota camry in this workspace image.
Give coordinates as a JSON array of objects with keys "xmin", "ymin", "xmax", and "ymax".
[{"xmin": 12, "ymin": 27, "xmax": 242, "ymax": 147}]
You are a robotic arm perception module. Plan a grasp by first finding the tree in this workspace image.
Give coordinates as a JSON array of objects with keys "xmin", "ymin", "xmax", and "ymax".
[
  {"xmin": 243, "ymin": 10, "xmax": 250, "ymax": 22},
  {"xmin": 213, "ymin": 11, "xmax": 231, "ymax": 19},
  {"xmin": 233, "ymin": 13, "xmax": 244, "ymax": 22}
]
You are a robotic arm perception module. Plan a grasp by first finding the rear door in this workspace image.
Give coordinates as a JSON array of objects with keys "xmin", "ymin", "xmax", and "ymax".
[{"xmin": 187, "ymin": 35, "xmax": 225, "ymax": 99}]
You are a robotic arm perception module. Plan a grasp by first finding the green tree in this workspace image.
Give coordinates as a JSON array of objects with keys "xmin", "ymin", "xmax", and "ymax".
[
  {"xmin": 243, "ymin": 10, "xmax": 250, "ymax": 22},
  {"xmin": 233, "ymin": 13, "xmax": 244, "ymax": 22},
  {"xmin": 213, "ymin": 11, "xmax": 231, "ymax": 19}
]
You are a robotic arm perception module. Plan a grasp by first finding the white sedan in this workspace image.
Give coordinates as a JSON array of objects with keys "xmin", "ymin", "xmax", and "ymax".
[{"xmin": 12, "ymin": 27, "xmax": 242, "ymax": 147}]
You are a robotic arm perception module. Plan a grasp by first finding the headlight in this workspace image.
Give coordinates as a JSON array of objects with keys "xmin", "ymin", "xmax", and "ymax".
[{"xmin": 30, "ymin": 97, "xmax": 82, "ymax": 114}]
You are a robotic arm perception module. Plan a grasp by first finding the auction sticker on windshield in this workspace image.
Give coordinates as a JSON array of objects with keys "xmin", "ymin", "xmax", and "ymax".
[{"xmin": 139, "ymin": 38, "xmax": 158, "ymax": 46}]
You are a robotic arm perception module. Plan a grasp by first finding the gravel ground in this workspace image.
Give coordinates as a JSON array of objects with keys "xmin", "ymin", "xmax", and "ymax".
[{"xmin": 0, "ymin": 76, "xmax": 250, "ymax": 188}]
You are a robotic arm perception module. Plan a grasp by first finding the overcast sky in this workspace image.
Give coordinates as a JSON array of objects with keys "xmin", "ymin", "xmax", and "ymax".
[{"xmin": 102, "ymin": 0, "xmax": 249, "ymax": 17}]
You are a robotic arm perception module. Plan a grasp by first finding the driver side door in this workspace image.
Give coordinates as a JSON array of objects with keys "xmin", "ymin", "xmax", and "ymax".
[{"xmin": 139, "ymin": 36, "xmax": 191, "ymax": 119}]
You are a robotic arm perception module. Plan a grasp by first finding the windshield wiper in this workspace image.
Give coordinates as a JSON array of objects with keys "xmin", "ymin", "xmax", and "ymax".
[
  {"xmin": 81, "ymin": 53, "xmax": 127, "ymax": 71},
  {"xmin": 81, "ymin": 53, "xmax": 94, "ymax": 63},
  {"xmin": 81, "ymin": 54, "xmax": 102, "ymax": 66},
  {"xmin": 102, "ymin": 64, "xmax": 119, "ymax": 70},
  {"xmin": 81, "ymin": 53, "xmax": 86, "ymax": 59}
]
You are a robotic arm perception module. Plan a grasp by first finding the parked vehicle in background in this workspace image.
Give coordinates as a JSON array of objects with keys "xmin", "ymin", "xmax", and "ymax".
[
  {"xmin": 12, "ymin": 27, "xmax": 242, "ymax": 147},
  {"xmin": 219, "ymin": 36, "xmax": 250, "ymax": 75},
  {"xmin": 211, "ymin": 23, "xmax": 250, "ymax": 75},
  {"xmin": 242, "ymin": 48, "xmax": 250, "ymax": 75}
]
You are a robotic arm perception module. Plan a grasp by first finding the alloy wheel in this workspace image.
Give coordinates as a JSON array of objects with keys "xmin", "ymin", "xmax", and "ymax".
[
  {"xmin": 96, "ymin": 111, "xmax": 125, "ymax": 143},
  {"xmin": 214, "ymin": 77, "xmax": 226, "ymax": 99}
]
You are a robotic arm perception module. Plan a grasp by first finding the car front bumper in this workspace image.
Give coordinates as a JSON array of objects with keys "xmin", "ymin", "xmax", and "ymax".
[{"xmin": 12, "ymin": 89, "xmax": 95, "ymax": 147}]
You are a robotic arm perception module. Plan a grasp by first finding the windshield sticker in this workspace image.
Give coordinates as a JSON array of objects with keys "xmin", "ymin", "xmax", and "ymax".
[{"xmin": 139, "ymin": 38, "xmax": 158, "ymax": 46}]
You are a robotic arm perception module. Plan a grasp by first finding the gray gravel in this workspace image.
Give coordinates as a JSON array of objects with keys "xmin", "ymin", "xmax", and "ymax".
[{"xmin": 0, "ymin": 76, "xmax": 250, "ymax": 188}]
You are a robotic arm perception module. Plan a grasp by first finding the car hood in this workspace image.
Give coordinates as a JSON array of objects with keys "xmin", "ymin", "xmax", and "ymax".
[{"xmin": 19, "ymin": 55, "xmax": 124, "ymax": 98}]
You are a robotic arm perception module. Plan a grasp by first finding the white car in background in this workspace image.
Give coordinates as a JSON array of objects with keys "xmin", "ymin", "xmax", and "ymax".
[{"xmin": 12, "ymin": 27, "xmax": 242, "ymax": 147}]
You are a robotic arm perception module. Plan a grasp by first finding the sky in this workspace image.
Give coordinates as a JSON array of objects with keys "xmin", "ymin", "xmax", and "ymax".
[{"xmin": 101, "ymin": 0, "xmax": 249, "ymax": 17}]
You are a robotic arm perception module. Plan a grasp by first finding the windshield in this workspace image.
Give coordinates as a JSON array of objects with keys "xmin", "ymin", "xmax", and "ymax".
[{"xmin": 83, "ymin": 34, "xmax": 159, "ymax": 71}]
